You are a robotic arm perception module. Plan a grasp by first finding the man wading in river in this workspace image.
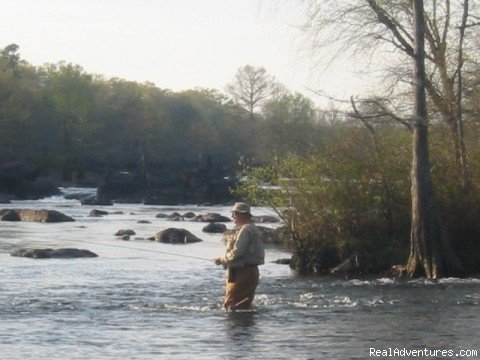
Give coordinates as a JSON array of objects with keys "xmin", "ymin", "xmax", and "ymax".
[{"xmin": 213, "ymin": 202, "xmax": 265, "ymax": 310}]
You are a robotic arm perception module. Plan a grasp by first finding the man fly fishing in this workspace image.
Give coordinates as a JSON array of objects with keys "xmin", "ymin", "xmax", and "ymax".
[{"xmin": 213, "ymin": 202, "xmax": 265, "ymax": 310}]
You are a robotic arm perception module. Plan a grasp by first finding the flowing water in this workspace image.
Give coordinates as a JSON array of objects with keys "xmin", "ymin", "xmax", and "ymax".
[{"xmin": 1, "ymin": 189, "xmax": 479, "ymax": 359}]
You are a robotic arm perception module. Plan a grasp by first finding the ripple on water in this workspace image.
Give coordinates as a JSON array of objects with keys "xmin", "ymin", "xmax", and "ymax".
[{"xmin": 1, "ymin": 199, "xmax": 480, "ymax": 359}]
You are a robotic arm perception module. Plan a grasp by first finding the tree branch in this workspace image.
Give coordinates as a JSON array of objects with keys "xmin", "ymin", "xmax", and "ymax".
[{"xmin": 366, "ymin": 0, "xmax": 415, "ymax": 57}]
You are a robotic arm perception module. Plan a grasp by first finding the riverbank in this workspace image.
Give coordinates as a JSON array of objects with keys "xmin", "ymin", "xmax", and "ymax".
[{"xmin": 0, "ymin": 161, "xmax": 239, "ymax": 205}]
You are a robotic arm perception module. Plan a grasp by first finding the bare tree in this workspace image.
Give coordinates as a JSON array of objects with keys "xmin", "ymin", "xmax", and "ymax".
[
  {"xmin": 298, "ymin": 0, "xmax": 480, "ymax": 185},
  {"xmin": 226, "ymin": 65, "xmax": 278, "ymax": 121},
  {"xmin": 407, "ymin": 0, "xmax": 463, "ymax": 278},
  {"xmin": 294, "ymin": 0, "xmax": 474, "ymax": 278}
]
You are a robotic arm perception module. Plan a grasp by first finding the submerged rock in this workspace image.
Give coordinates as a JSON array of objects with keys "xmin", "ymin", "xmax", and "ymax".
[
  {"xmin": 11, "ymin": 248, "xmax": 98, "ymax": 259},
  {"xmin": 0, "ymin": 209, "xmax": 74, "ymax": 222},
  {"xmin": 155, "ymin": 228, "xmax": 202, "ymax": 244}
]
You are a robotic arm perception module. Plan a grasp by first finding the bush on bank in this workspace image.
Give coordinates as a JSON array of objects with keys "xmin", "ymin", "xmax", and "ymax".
[{"xmin": 237, "ymin": 124, "xmax": 480, "ymax": 276}]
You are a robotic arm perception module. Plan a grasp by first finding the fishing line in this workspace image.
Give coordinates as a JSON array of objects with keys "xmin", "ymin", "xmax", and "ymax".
[{"xmin": 50, "ymin": 237, "xmax": 213, "ymax": 262}]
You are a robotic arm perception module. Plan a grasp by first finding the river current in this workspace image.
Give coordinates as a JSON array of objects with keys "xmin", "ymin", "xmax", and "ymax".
[{"xmin": 1, "ymin": 189, "xmax": 479, "ymax": 359}]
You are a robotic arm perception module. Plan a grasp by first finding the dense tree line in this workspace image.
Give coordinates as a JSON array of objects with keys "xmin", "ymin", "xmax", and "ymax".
[
  {"xmin": 0, "ymin": 46, "xmax": 323, "ymax": 201},
  {"xmin": 0, "ymin": 46, "xmax": 237, "ymax": 178}
]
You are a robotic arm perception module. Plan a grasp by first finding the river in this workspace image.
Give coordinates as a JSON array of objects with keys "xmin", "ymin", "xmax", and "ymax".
[{"xmin": 1, "ymin": 189, "xmax": 479, "ymax": 359}]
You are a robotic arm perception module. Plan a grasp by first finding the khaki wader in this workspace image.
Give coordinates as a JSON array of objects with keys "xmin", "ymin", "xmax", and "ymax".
[{"xmin": 224, "ymin": 266, "xmax": 259, "ymax": 310}]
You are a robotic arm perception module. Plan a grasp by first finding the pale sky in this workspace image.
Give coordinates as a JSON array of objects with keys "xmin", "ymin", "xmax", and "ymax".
[{"xmin": 1, "ymin": 0, "xmax": 367, "ymax": 107}]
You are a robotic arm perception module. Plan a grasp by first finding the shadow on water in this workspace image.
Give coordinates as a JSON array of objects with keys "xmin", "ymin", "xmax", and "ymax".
[
  {"xmin": 221, "ymin": 310, "xmax": 260, "ymax": 358},
  {"xmin": 224, "ymin": 310, "xmax": 258, "ymax": 339}
]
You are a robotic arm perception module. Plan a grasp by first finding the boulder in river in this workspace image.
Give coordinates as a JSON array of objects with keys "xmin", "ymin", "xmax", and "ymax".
[
  {"xmin": 0, "ymin": 209, "xmax": 74, "ymax": 222},
  {"xmin": 167, "ymin": 212, "xmax": 184, "ymax": 221},
  {"xmin": 202, "ymin": 222, "xmax": 227, "ymax": 233},
  {"xmin": 89, "ymin": 209, "xmax": 110, "ymax": 217},
  {"xmin": 115, "ymin": 229, "xmax": 136, "ymax": 236},
  {"xmin": 155, "ymin": 228, "xmax": 202, "ymax": 244},
  {"xmin": 0, "ymin": 209, "xmax": 21, "ymax": 221},
  {"xmin": 11, "ymin": 248, "xmax": 98, "ymax": 259},
  {"xmin": 194, "ymin": 213, "xmax": 230, "ymax": 223},
  {"xmin": 183, "ymin": 212, "xmax": 196, "ymax": 219}
]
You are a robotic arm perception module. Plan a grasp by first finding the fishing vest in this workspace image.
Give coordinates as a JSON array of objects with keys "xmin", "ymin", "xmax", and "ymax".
[{"xmin": 223, "ymin": 221, "xmax": 265, "ymax": 269}]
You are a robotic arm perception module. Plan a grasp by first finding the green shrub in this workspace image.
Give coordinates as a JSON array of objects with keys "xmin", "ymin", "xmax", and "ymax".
[
  {"xmin": 237, "ymin": 125, "xmax": 412, "ymax": 274},
  {"xmin": 237, "ymin": 123, "xmax": 480, "ymax": 275}
]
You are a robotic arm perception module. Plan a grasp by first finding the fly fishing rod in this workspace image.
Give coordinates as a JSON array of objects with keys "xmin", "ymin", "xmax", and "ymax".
[
  {"xmin": 63, "ymin": 238, "xmax": 253, "ymax": 311},
  {"xmin": 52, "ymin": 237, "xmax": 213, "ymax": 262}
]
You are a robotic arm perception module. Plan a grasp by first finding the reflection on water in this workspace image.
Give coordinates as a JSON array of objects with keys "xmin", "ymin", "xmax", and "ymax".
[
  {"xmin": 1, "ymin": 198, "xmax": 479, "ymax": 359},
  {"xmin": 226, "ymin": 310, "xmax": 258, "ymax": 332},
  {"xmin": 222, "ymin": 312, "xmax": 260, "ymax": 359}
]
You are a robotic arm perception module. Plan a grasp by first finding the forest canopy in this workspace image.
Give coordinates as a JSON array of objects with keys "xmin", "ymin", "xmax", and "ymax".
[{"xmin": 0, "ymin": 47, "xmax": 324, "ymax": 181}]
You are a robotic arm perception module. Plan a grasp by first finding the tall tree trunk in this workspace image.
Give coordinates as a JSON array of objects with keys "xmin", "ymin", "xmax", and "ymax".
[
  {"xmin": 455, "ymin": 0, "xmax": 469, "ymax": 188},
  {"xmin": 406, "ymin": 0, "xmax": 463, "ymax": 278}
]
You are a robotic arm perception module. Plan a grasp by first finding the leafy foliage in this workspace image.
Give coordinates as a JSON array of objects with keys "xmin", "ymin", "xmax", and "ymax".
[{"xmin": 237, "ymin": 121, "xmax": 480, "ymax": 275}]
